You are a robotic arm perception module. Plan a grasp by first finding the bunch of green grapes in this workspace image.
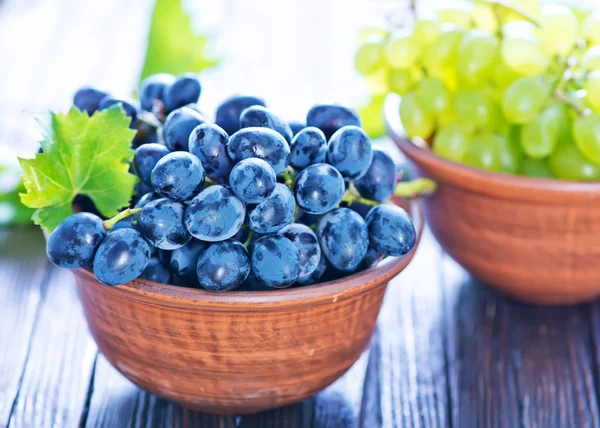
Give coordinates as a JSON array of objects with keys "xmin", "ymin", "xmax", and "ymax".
[{"xmin": 355, "ymin": 1, "xmax": 600, "ymax": 181}]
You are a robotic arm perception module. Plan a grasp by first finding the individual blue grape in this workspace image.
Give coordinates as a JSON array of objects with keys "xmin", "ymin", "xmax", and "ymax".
[
  {"xmin": 247, "ymin": 183, "xmax": 295, "ymax": 233},
  {"xmin": 170, "ymin": 239, "xmax": 208, "ymax": 279},
  {"xmin": 354, "ymin": 149, "xmax": 397, "ymax": 201},
  {"xmin": 133, "ymin": 181, "xmax": 154, "ymax": 204},
  {"xmin": 229, "ymin": 158, "xmax": 276, "ymax": 204},
  {"xmin": 140, "ymin": 257, "xmax": 171, "ymax": 284},
  {"xmin": 133, "ymin": 122, "xmax": 159, "ymax": 148},
  {"xmin": 184, "ymin": 185, "xmax": 246, "ymax": 241},
  {"xmin": 164, "ymin": 73, "xmax": 202, "ymax": 112},
  {"xmin": 306, "ymin": 104, "xmax": 361, "ymax": 139},
  {"xmin": 134, "ymin": 143, "xmax": 170, "ymax": 184},
  {"xmin": 327, "ymin": 126, "xmax": 373, "ymax": 181},
  {"xmin": 359, "ymin": 246, "xmax": 384, "ymax": 270},
  {"xmin": 188, "ymin": 123, "xmax": 234, "ymax": 180},
  {"xmin": 138, "ymin": 198, "xmax": 192, "ymax": 250},
  {"xmin": 239, "ymin": 105, "xmax": 293, "ymax": 142},
  {"xmin": 278, "ymin": 223, "xmax": 321, "ymax": 279},
  {"xmin": 139, "ymin": 73, "xmax": 175, "ymax": 112},
  {"xmin": 366, "ymin": 205, "xmax": 416, "ymax": 256},
  {"xmin": 163, "ymin": 106, "xmax": 206, "ymax": 151},
  {"xmin": 251, "ymin": 235, "xmax": 301, "ymax": 288},
  {"xmin": 73, "ymin": 87, "xmax": 109, "ymax": 115},
  {"xmin": 135, "ymin": 192, "xmax": 162, "ymax": 208},
  {"xmin": 46, "ymin": 213, "xmax": 106, "ymax": 268},
  {"xmin": 317, "ymin": 208, "xmax": 369, "ymax": 271},
  {"xmin": 196, "ymin": 239, "xmax": 250, "ymax": 292},
  {"xmin": 294, "ymin": 163, "xmax": 345, "ymax": 214},
  {"xmin": 296, "ymin": 253, "xmax": 328, "ymax": 286},
  {"xmin": 93, "ymin": 228, "xmax": 151, "ymax": 286},
  {"xmin": 289, "ymin": 127, "xmax": 328, "ymax": 169},
  {"xmin": 227, "ymin": 127, "xmax": 290, "ymax": 175},
  {"xmin": 288, "ymin": 121, "xmax": 306, "ymax": 136},
  {"xmin": 215, "ymin": 95, "xmax": 266, "ymax": 134},
  {"xmin": 158, "ymin": 249, "xmax": 172, "ymax": 266},
  {"xmin": 72, "ymin": 195, "xmax": 101, "ymax": 217},
  {"xmin": 98, "ymin": 97, "xmax": 138, "ymax": 124},
  {"xmin": 151, "ymin": 152, "xmax": 205, "ymax": 201}
]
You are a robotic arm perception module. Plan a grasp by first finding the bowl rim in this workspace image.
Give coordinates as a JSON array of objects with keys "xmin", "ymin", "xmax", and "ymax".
[{"xmin": 74, "ymin": 201, "xmax": 423, "ymax": 311}]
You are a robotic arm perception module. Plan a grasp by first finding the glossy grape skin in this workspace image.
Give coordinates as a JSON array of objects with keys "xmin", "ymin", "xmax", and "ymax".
[
  {"xmin": 73, "ymin": 87, "xmax": 109, "ymax": 115},
  {"xmin": 215, "ymin": 95, "xmax": 266, "ymax": 135},
  {"xmin": 520, "ymin": 157, "xmax": 554, "ymax": 178},
  {"xmin": 294, "ymin": 163, "xmax": 345, "ymax": 215},
  {"xmin": 140, "ymin": 257, "xmax": 171, "ymax": 284},
  {"xmin": 289, "ymin": 121, "xmax": 306, "ymax": 136},
  {"xmin": 170, "ymin": 239, "xmax": 208, "ymax": 279},
  {"xmin": 289, "ymin": 127, "xmax": 328, "ymax": 169},
  {"xmin": 196, "ymin": 240, "xmax": 250, "ymax": 292},
  {"xmin": 306, "ymin": 104, "xmax": 361, "ymax": 139},
  {"xmin": 98, "ymin": 97, "xmax": 138, "ymax": 123},
  {"xmin": 93, "ymin": 228, "xmax": 151, "ymax": 286},
  {"xmin": 164, "ymin": 73, "xmax": 202, "ymax": 113},
  {"xmin": 573, "ymin": 113, "xmax": 600, "ymax": 166},
  {"xmin": 134, "ymin": 143, "xmax": 170, "ymax": 185},
  {"xmin": 163, "ymin": 107, "xmax": 206, "ymax": 151},
  {"xmin": 548, "ymin": 143, "xmax": 600, "ymax": 181},
  {"xmin": 502, "ymin": 77, "xmax": 550, "ymax": 124},
  {"xmin": 227, "ymin": 127, "xmax": 290, "ymax": 175},
  {"xmin": 327, "ymin": 126, "xmax": 373, "ymax": 181},
  {"xmin": 251, "ymin": 235, "xmax": 301, "ymax": 288},
  {"xmin": 184, "ymin": 185, "xmax": 246, "ymax": 242},
  {"xmin": 317, "ymin": 208, "xmax": 369, "ymax": 271},
  {"xmin": 355, "ymin": 149, "xmax": 397, "ymax": 201},
  {"xmin": 139, "ymin": 73, "xmax": 175, "ymax": 112},
  {"xmin": 47, "ymin": 213, "xmax": 106, "ymax": 268},
  {"xmin": 188, "ymin": 123, "xmax": 233, "ymax": 180},
  {"xmin": 239, "ymin": 105, "xmax": 293, "ymax": 143},
  {"xmin": 295, "ymin": 253, "xmax": 328, "ymax": 286},
  {"xmin": 366, "ymin": 205, "xmax": 416, "ymax": 256},
  {"xmin": 278, "ymin": 223, "xmax": 321, "ymax": 279},
  {"xmin": 138, "ymin": 198, "xmax": 192, "ymax": 250},
  {"xmin": 229, "ymin": 158, "xmax": 276, "ymax": 204},
  {"xmin": 150, "ymin": 152, "xmax": 205, "ymax": 201},
  {"xmin": 248, "ymin": 183, "xmax": 295, "ymax": 233}
]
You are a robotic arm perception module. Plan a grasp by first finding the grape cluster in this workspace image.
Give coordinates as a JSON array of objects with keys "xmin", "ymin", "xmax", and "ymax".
[
  {"xmin": 355, "ymin": 2, "xmax": 600, "ymax": 181},
  {"xmin": 46, "ymin": 73, "xmax": 417, "ymax": 291}
]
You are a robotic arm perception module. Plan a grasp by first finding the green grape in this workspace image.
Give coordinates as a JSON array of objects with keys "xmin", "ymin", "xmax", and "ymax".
[
  {"xmin": 519, "ymin": 102, "xmax": 567, "ymax": 159},
  {"xmin": 548, "ymin": 143, "xmax": 600, "ymax": 181},
  {"xmin": 520, "ymin": 157, "xmax": 554, "ymax": 178},
  {"xmin": 389, "ymin": 68, "xmax": 422, "ymax": 95},
  {"xmin": 415, "ymin": 78, "xmax": 450, "ymax": 117},
  {"xmin": 582, "ymin": 10, "xmax": 600, "ymax": 47},
  {"xmin": 501, "ymin": 34, "xmax": 549, "ymax": 76},
  {"xmin": 424, "ymin": 24, "xmax": 465, "ymax": 72},
  {"xmin": 399, "ymin": 92, "xmax": 435, "ymax": 139},
  {"xmin": 463, "ymin": 131, "xmax": 502, "ymax": 172},
  {"xmin": 433, "ymin": 122, "xmax": 472, "ymax": 163},
  {"xmin": 497, "ymin": 131, "xmax": 523, "ymax": 174},
  {"xmin": 438, "ymin": 5, "xmax": 473, "ymax": 29},
  {"xmin": 573, "ymin": 112, "xmax": 600, "ymax": 166},
  {"xmin": 357, "ymin": 27, "xmax": 389, "ymax": 44},
  {"xmin": 584, "ymin": 70, "xmax": 600, "ymax": 114},
  {"xmin": 413, "ymin": 18, "xmax": 440, "ymax": 49},
  {"xmin": 355, "ymin": 41, "xmax": 386, "ymax": 75},
  {"xmin": 457, "ymin": 29, "xmax": 499, "ymax": 88},
  {"xmin": 499, "ymin": 0, "xmax": 541, "ymax": 24},
  {"xmin": 358, "ymin": 95, "xmax": 386, "ymax": 139},
  {"xmin": 501, "ymin": 20, "xmax": 537, "ymax": 38},
  {"xmin": 455, "ymin": 90, "xmax": 498, "ymax": 129},
  {"xmin": 581, "ymin": 46, "xmax": 600, "ymax": 71},
  {"xmin": 365, "ymin": 67, "xmax": 390, "ymax": 95},
  {"xmin": 491, "ymin": 55, "xmax": 521, "ymax": 91},
  {"xmin": 438, "ymin": 108, "xmax": 461, "ymax": 128},
  {"xmin": 539, "ymin": 5, "xmax": 578, "ymax": 58},
  {"xmin": 386, "ymin": 31, "xmax": 421, "ymax": 69},
  {"xmin": 472, "ymin": 4, "xmax": 498, "ymax": 33},
  {"xmin": 428, "ymin": 65, "xmax": 458, "ymax": 92},
  {"xmin": 502, "ymin": 77, "xmax": 550, "ymax": 124}
]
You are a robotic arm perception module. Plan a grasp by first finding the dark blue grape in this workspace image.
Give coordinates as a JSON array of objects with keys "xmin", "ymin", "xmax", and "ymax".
[
  {"xmin": 251, "ymin": 235, "xmax": 301, "ymax": 288},
  {"xmin": 99, "ymin": 97, "xmax": 138, "ymax": 124},
  {"xmin": 294, "ymin": 210, "xmax": 321, "ymax": 227},
  {"xmin": 196, "ymin": 240, "xmax": 250, "ymax": 292},
  {"xmin": 294, "ymin": 163, "xmax": 345, "ymax": 214},
  {"xmin": 306, "ymin": 104, "xmax": 361, "ymax": 139},
  {"xmin": 354, "ymin": 149, "xmax": 396, "ymax": 201},
  {"xmin": 47, "ymin": 213, "xmax": 106, "ymax": 268},
  {"xmin": 327, "ymin": 126, "xmax": 373, "ymax": 181},
  {"xmin": 93, "ymin": 228, "xmax": 151, "ymax": 286},
  {"xmin": 170, "ymin": 239, "xmax": 208, "ymax": 279},
  {"xmin": 164, "ymin": 73, "xmax": 201, "ymax": 112},
  {"xmin": 365, "ymin": 205, "xmax": 416, "ymax": 256},
  {"xmin": 135, "ymin": 192, "xmax": 162, "ymax": 208},
  {"xmin": 151, "ymin": 152, "xmax": 205, "ymax": 201},
  {"xmin": 72, "ymin": 195, "xmax": 102, "ymax": 217},
  {"xmin": 163, "ymin": 106, "xmax": 205, "ymax": 151},
  {"xmin": 233, "ymin": 226, "xmax": 250, "ymax": 243},
  {"xmin": 278, "ymin": 223, "xmax": 321, "ymax": 279},
  {"xmin": 134, "ymin": 143, "xmax": 170, "ymax": 184},
  {"xmin": 215, "ymin": 95, "xmax": 266, "ymax": 135},
  {"xmin": 73, "ymin": 87, "xmax": 109, "ymax": 115},
  {"xmin": 133, "ymin": 122, "xmax": 159, "ymax": 148},
  {"xmin": 248, "ymin": 183, "xmax": 295, "ymax": 233},
  {"xmin": 239, "ymin": 105, "xmax": 293, "ymax": 142},
  {"xmin": 229, "ymin": 158, "xmax": 276, "ymax": 204},
  {"xmin": 288, "ymin": 121, "xmax": 306, "ymax": 136},
  {"xmin": 296, "ymin": 253, "xmax": 328, "ymax": 286},
  {"xmin": 184, "ymin": 185, "xmax": 246, "ymax": 242},
  {"xmin": 359, "ymin": 246, "xmax": 384, "ymax": 270},
  {"xmin": 289, "ymin": 126, "xmax": 327, "ymax": 169},
  {"xmin": 188, "ymin": 123, "xmax": 233, "ymax": 180},
  {"xmin": 227, "ymin": 127, "xmax": 290, "ymax": 175},
  {"xmin": 139, "ymin": 73, "xmax": 175, "ymax": 112},
  {"xmin": 158, "ymin": 249, "xmax": 172, "ymax": 266},
  {"xmin": 317, "ymin": 208, "xmax": 369, "ymax": 271},
  {"xmin": 236, "ymin": 269, "xmax": 271, "ymax": 291},
  {"xmin": 138, "ymin": 198, "xmax": 192, "ymax": 250},
  {"xmin": 140, "ymin": 257, "xmax": 171, "ymax": 283}
]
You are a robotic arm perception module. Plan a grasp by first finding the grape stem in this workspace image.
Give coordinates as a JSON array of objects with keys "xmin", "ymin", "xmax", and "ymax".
[
  {"xmin": 103, "ymin": 208, "xmax": 142, "ymax": 230},
  {"xmin": 394, "ymin": 178, "xmax": 437, "ymax": 198},
  {"xmin": 341, "ymin": 183, "xmax": 380, "ymax": 207},
  {"xmin": 554, "ymin": 91, "xmax": 585, "ymax": 116},
  {"xmin": 281, "ymin": 167, "xmax": 295, "ymax": 189},
  {"xmin": 243, "ymin": 230, "xmax": 254, "ymax": 247},
  {"xmin": 473, "ymin": 0, "xmax": 540, "ymax": 26},
  {"xmin": 553, "ymin": 43, "xmax": 587, "ymax": 116}
]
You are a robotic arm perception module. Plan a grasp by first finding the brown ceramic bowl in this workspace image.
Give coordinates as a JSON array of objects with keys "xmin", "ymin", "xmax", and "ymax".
[
  {"xmin": 384, "ymin": 93, "xmax": 600, "ymax": 305},
  {"xmin": 74, "ymin": 201, "xmax": 422, "ymax": 415}
]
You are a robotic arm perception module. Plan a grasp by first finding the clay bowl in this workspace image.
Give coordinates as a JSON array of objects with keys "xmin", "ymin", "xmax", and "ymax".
[
  {"xmin": 384, "ymin": 93, "xmax": 600, "ymax": 305},
  {"xmin": 74, "ymin": 201, "xmax": 422, "ymax": 415}
]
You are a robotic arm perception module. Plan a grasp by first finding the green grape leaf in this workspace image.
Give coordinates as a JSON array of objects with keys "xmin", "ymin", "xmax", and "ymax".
[
  {"xmin": 139, "ymin": 0, "xmax": 218, "ymax": 83},
  {"xmin": 18, "ymin": 107, "xmax": 137, "ymax": 232}
]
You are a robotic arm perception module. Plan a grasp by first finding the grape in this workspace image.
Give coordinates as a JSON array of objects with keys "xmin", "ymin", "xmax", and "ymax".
[
  {"xmin": 365, "ymin": 204, "xmax": 415, "ymax": 256},
  {"xmin": 296, "ymin": 254, "xmax": 328, "ymax": 286},
  {"xmin": 278, "ymin": 223, "xmax": 321, "ymax": 280},
  {"xmin": 472, "ymin": 4, "xmax": 498, "ymax": 33},
  {"xmin": 99, "ymin": 97, "xmax": 138, "ymax": 124},
  {"xmin": 463, "ymin": 132, "xmax": 502, "ymax": 172},
  {"xmin": 251, "ymin": 235, "xmax": 301, "ymax": 288},
  {"xmin": 295, "ymin": 210, "xmax": 321, "ymax": 227},
  {"xmin": 427, "ymin": 65, "xmax": 458, "ymax": 92},
  {"xmin": 389, "ymin": 67, "xmax": 422, "ymax": 95},
  {"xmin": 520, "ymin": 102, "xmax": 566, "ymax": 159},
  {"xmin": 112, "ymin": 214, "xmax": 138, "ymax": 231},
  {"xmin": 413, "ymin": 18, "xmax": 440, "ymax": 48},
  {"xmin": 573, "ymin": 113, "xmax": 600, "ymax": 166},
  {"xmin": 138, "ymin": 198, "xmax": 192, "ymax": 250},
  {"xmin": 327, "ymin": 125, "xmax": 373, "ymax": 181},
  {"xmin": 73, "ymin": 87, "xmax": 109, "ymax": 115},
  {"xmin": 196, "ymin": 240, "xmax": 250, "ymax": 292},
  {"xmin": 247, "ymin": 183, "xmax": 295, "ymax": 234},
  {"xmin": 151, "ymin": 152, "xmax": 205, "ymax": 202},
  {"xmin": 424, "ymin": 24, "xmax": 464, "ymax": 71},
  {"xmin": 585, "ymin": 71, "xmax": 600, "ymax": 114},
  {"xmin": 289, "ymin": 127, "xmax": 327, "ymax": 169},
  {"xmin": 133, "ymin": 121, "xmax": 158, "ymax": 148},
  {"xmin": 134, "ymin": 143, "xmax": 170, "ymax": 185},
  {"xmin": 501, "ymin": 34, "xmax": 549, "ymax": 76},
  {"xmin": 163, "ymin": 106, "xmax": 205, "ymax": 151},
  {"xmin": 385, "ymin": 31, "xmax": 421, "ymax": 69},
  {"xmin": 354, "ymin": 149, "xmax": 397, "ymax": 201},
  {"xmin": 415, "ymin": 77, "xmax": 451, "ymax": 116},
  {"xmin": 46, "ymin": 213, "xmax": 106, "ymax": 269},
  {"xmin": 454, "ymin": 90, "xmax": 497, "ymax": 129},
  {"xmin": 438, "ymin": 6, "xmax": 473, "ymax": 29},
  {"xmin": 490, "ymin": 55, "xmax": 521, "ymax": 89},
  {"xmin": 215, "ymin": 95, "xmax": 266, "ymax": 135},
  {"xmin": 227, "ymin": 127, "xmax": 290, "ymax": 175},
  {"xmin": 399, "ymin": 93, "xmax": 435, "ymax": 139},
  {"xmin": 170, "ymin": 239, "xmax": 208, "ymax": 280},
  {"xmin": 158, "ymin": 249, "xmax": 172, "ymax": 267},
  {"xmin": 502, "ymin": 20, "xmax": 537, "ymax": 38},
  {"xmin": 520, "ymin": 157, "xmax": 554, "ymax": 178},
  {"xmin": 239, "ymin": 105, "xmax": 293, "ymax": 143},
  {"xmin": 184, "ymin": 185, "xmax": 245, "ymax": 242},
  {"xmin": 355, "ymin": 40, "xmax": 386, "ymax": 75},
  {"xmin": 581, "ymin": 46, "xmax": 600, "ymax": 71},
  {"xmin": 359, "ymin": 246, "xmax": 384, "ymax": 270},
  {"xmin": 549, "ymin": 143, "xmax": 600, "ymax": 181},
  {"xmin": 288, "ymin": 121, "xmax": 306, "ymax": 136},
  {"xmin": 498, "ymin": 127, "xmax": 523, "ymax": 174},
  {"xmin": 582, "ymin": 10, "xmax": 600, "ymax": 47},
  {"xmin": 306, "ymin": 104, "xmax": 361, "ymax": 139},
  {"xmin": 93, "ymin": 228, "xmax": 151, "ymax": 286},
  {"xmin": 358, "ymin": 95, "xmax": 386, "ymax": 138},
  {"xmin": 140, "ymin": 257, "xmax": 171, "ymax": 284},
  {"xmin": 364, "ymin": 67, "xmax": 390, "ymax": 96},
  {"xmin": 502, "ymin": 77, "xmax": 550, "ymax": 124},
  {"xmin": 317, "ymin": 208, "xmax": 368, "ymax": 271},
  {"xmin": 188, "ymin": 123, "xmax": 233, "ymax": 181},
  {"xmin": 135, "ymin": 191, "xmax": 162, "ymax": 208},
  {"xmin": 539, "ymin": 5, "xmax": 578, "ymax": 58},
  {"xmin": 139, "ymin": 73, "xmax": 175, "ymax": 112},
  {"xmin": 433, "ymin": 122, "xmax": 472, "ymax": 163},
  {"xmin": 294, "ymin": 163, "xmax": 345, "ymax": 215},
  {"xmin": 164, "ymin": 73, "xmax": 201, "ymax": 112},
  {"xmin": 456, "ymin": 29, "xmax": 498, "ymax": 88},
  {"xmin": 229, "ymin": 158, "xmax": 276, "ymax": 204}
]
